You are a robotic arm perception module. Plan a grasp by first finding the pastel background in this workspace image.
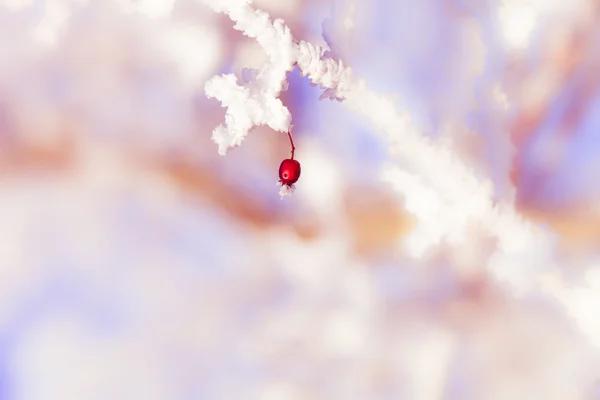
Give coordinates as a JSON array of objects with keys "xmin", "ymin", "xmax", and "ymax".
[{"xmin": 0, "ymin": 0, "xmax": 600, "ymax": 399}]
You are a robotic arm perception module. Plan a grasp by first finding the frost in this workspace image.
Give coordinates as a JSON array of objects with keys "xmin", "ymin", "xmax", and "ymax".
[
  {"xmin": 277, "ymin": 181, "xmax": 295, "ymax": 198},
  {"xmin": 205, "ymin": 73, "xmax": 290, "ymax": 155},
  {"xmin": 202, "ymin": 0, "xmax": 296, "ymax": 154},
  {"xmin": 203, "ymin": 0, "xmax": 558, "ymax": 293},
  {"xmin": 1, "ymin": 0, "xmax": 600, "ymax": 399},
  {"xmin": 202, "ymin": 1, "xmax": 356, "ymax": 154}
]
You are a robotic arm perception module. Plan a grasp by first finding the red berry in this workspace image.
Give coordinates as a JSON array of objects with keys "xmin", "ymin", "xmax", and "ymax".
[{"xmin": 279, "ymin": 158, "xmax": 301, "ymax": 186}]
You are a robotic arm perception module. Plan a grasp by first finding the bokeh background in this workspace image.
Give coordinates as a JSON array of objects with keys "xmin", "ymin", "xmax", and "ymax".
[{"xmin": 1, "ymin": 0, "xmax": 600, "ymax": 398}]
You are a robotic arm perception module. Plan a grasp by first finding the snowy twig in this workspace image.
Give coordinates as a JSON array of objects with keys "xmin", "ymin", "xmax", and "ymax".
[
  {"xmin": 203, "ymin": 0, "xmax": 352, "ymax": 155},
  {"xmin": 203, "ymin": 0, "xmax": 556, "ymax": 292},
  {"xmin": 203, "ymin": 0, "xmax": 296, "ymax": 155}
]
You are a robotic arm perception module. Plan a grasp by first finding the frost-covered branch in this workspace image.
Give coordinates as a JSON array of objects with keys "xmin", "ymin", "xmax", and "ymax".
[
  {"xmin": 203, "ymin": 0, "xmax": 353, "ymax": 154},
  {"xmin": 203, "ymin": 0, "xmax": 556, "ymax": 292},
  {"xmin": 203, "ymin": 0, "xmax": 296, "ymax": 155}
]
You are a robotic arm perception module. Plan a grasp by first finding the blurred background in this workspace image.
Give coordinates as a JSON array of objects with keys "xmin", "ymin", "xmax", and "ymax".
[{"xmin": 1, "ymin": 0, "xmax": 600, "ymax": 398}]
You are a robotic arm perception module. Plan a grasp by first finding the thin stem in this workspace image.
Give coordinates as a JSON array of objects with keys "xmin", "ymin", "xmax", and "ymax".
[{"xmin": 287, "ymin": 131, "xmax": 296, "ymax": 160}]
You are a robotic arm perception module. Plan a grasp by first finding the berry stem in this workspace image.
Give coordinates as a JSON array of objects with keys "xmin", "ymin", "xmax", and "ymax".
[{"xmin": 287, "ymin": 131, "xmax": 296, "ymax": 160}]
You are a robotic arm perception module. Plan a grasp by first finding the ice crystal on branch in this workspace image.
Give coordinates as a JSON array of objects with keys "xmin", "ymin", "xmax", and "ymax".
[
  {"xmin": 203, "ymin": 0, "xmax": 297, "ymax": 155},
  {"xmin": 202, "ymin": 0, "xmax": 356, "ymax": 155},
  {"xmin": 202, "ymin": 0, "xmax": 558, "ymax": 293},
  {"xmin": 205, "ymin": 73, "xmax": 290, "ymax": 155},
  {"xmin": 296, "ymin": 41, "xmax": 353, "ymax": 101}
]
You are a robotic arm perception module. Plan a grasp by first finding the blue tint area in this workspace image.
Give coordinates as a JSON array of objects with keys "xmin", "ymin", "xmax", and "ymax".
[
  {"xmin": 108, "ymin": 192, "xmax": 251, "ymax": 279},
  {"xmin": 315, "ymin": 96, "xmax": 377, "ymax": 159},
  {"xmin": 354, "ymin": 127, "xmax": 388, "ymax": 163},
  {"xmin": 516, "ymin": 71, "xmax": 596, "ymax": 207},
  {"xmin": 45, "ymin": 64, "xmax": 71, "ymax": 102},
  {"xmin": 355, "ymin": 0, "xmax": 452, "ymax": 99},
  {"xmin": 539, "ymin": 93, "xmax": 600, "ymax": 206},
  {"xmin": 515, "ymin": 77, "xmax": 578, "ymax": 204},
  {"xmin": 322, "ymin": 0, "xmax": 480, "ymax": 142},
  {"xmin": 0, "ymin": 185, "xmax": 260, "ymax": 398},
  {"xmin": 292, "ymin": 70, "xmax": 392, "ymax": 181},
  {"xmin": 0, "ymin": 342, "xmax": 9, "ymax": 400},
  {"xmin": 216, "ymin": 60, "xmax": 235, "ymax": 77},
  {"xmin": 469, "ymin": 8, "xmax": 512, "ymax": 199},
  {"xmin": 0, "ymin": 278, "xmax": 86, "ymax": 400},
  {"xmin": 286, "ymin": 68, "xmax": 320, "ymax": 134},
  {"xmin": 3, "ymin": 263, "xmax": 127, "ymax": 339},
  {"xmin": 302, "ymin": 1, "xmax": 333, "ymax": 42},
  {"xmin": 444, "ymin": 341, "xmax": 475, "ymax": 399},
  {"xmin": 372, "ymin": 262, "xmax": 412, "ymax": 302}
]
